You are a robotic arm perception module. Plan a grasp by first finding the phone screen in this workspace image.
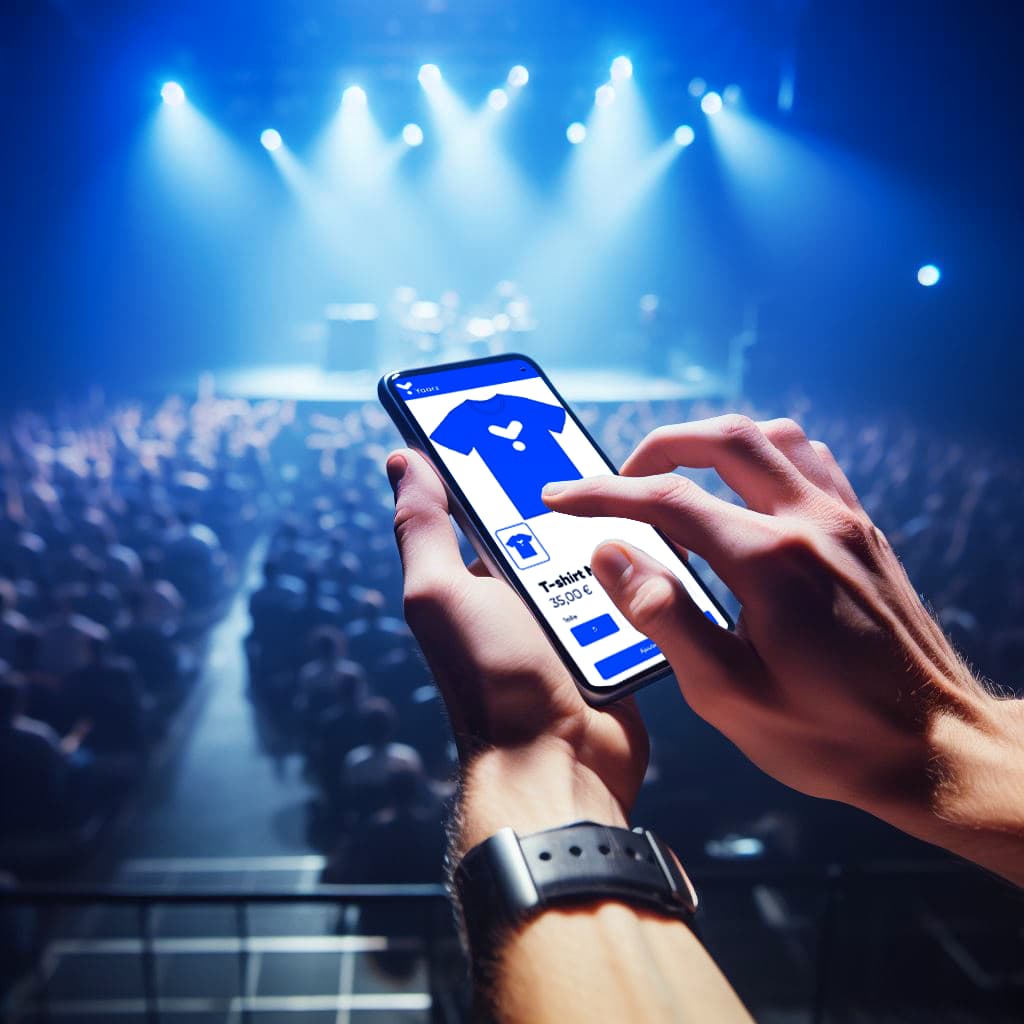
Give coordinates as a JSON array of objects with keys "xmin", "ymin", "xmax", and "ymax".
[{"xmin": 390, "ymin": 356, "xmax": 729, "ymax": 694}]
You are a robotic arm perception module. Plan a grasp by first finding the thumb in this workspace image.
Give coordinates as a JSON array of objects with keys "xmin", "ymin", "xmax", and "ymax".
[{"xmin": 591, "ymin": 541, "xmax": 758, "ymax": 720}]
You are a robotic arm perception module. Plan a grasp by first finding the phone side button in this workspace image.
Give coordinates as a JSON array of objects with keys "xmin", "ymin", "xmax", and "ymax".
[
  {"xmin": 594, "ymin": 639, "xmax": 662, "ymax": 680},
  {"xmin": 570, "ymin": 614, "xmax": 619, "ymax": 647}
]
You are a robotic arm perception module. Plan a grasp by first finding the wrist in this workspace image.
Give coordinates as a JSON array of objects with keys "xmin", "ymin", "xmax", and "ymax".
[
  {"xmin": 455, "ymin": 738, "xmax": 630, "ymax": 857},
  {"xmin": 874, "ymin": 692, "xmax": 1024, "ymax": 884}
]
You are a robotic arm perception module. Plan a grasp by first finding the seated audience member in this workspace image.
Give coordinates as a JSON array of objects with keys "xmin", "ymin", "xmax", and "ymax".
[
  {"xmin": 163, "ymin": 512, "xmax": 224, "ymax": 608},
  {"xmin": 38, "ymin": 597, "xmax": 108, "ymax": 677},
  {"xmin": 114, "ymin": 589, "xmax": 181, "ymax": 698},
  {"xmin": 56, "ymin": 563, "xmax": 122, "ymax": 629},
  {"xmin": 308, "ymin": 669, "xmax": 371, "ymax": 810},
  {"xmin": 247, "ymin": 559, "xmax": 304, "ymax": 687},
  {"xmin": 293, "ymin": 570, "xmax": 344, "ymax": 641},
  {"xmin": 0, "ymin": 580, "xmax": 30, "ymax": 663},
  {"xmin": 342, "ymin": 698, "xmax": 423, "ymax": 817},
  {"xmin": 344, "ymin": 764, "xmax": 445, "ymax": 881},
  {"xmin": 295, "ymin": 627, "xmax": 366, "ymax": 724},
  {"xmin": 64, "ymin": 636, "xmax": 146, "ymax": 755},
  {"xmin": 344, "ymin": 590, "xmax": 411, "ymax": 670},
  {"xmin": 0, "ymin": 669, "xmax": 77, "ymax": 835},
  {"xmin": 137, "ymin": 553, "xmax": 184, "ymax": 631}
]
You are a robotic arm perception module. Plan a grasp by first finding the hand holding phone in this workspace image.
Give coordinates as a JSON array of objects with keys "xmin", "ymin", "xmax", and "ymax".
[
  {"xmin": 379, "ymin": 354, "xmax": 729, "ymax": 705},
  {"xmin": 386, "ymin": 447, "xmax": 649, "ymax": 850}
]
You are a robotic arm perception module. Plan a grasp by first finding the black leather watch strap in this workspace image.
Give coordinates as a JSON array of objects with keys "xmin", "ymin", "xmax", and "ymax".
[{"xmin": 454, "ymin": 821, "xmax": 699, "ymax": 954}]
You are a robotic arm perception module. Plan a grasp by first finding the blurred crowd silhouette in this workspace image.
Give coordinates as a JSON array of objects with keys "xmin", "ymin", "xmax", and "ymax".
[{"xmin": 2, "ymin": 392, "xmax": 1020, "ymax": 882}]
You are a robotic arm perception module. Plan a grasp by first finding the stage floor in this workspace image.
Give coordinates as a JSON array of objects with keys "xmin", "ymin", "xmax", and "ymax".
[{"xmin": 210, "ymin": 364, "xmax": 730, "ymax": 404}]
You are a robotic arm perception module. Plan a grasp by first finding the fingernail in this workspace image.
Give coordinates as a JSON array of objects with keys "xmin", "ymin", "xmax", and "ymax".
[
  {"xmin": 593, "ymin": 542, "xmax": 634, "ymax": 583},
  {"xmin": 386, "ymin": 453, "xmax": 407, "ymax": 495},
  {"xmin": 542, "ymin": 481, "xmax": 571, "ymax": 499}
]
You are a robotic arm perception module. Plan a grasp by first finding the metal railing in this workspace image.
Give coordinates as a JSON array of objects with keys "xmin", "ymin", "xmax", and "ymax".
[
  {"xmin": 3, "ymin": 863, "xmax": 1022, "ymax": 1024},
  {"xmin": 0, "ymin": 884, "xmax": 456, "ymax": 1024}
]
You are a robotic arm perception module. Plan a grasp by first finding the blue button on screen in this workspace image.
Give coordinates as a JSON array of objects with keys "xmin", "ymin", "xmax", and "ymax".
[
  {"xmin": 594, "ymin": 639, "xmax": 663, "ymax": 680},
  {"xmin": 570, "ymin": 614, "xmax": 619, "ymax": 647}
]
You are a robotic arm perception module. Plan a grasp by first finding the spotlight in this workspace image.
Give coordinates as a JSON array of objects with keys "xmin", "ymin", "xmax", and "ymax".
[
  {"xmin": 610, "ymin": 56, "xmax": 633, "ymax": 81},
  {"xmin": 402, "ymin": 123, "xmax": 424, "ymax": 147},
  {"xmin": 917, "ymin": 264, "xmax": 941, "ymax": 287},
  {"xmin": 488, "ymin": 88, "xmax": 509, "ymax": 111},
  {"xmin": 688, "ymin": 77, "xmax": 707, "ymax": 98},
  {"xmin": 418, "ymin": 63, "xmax": 442, "ymax": 88},
  {"xmin": 723, "ymin": 84, "xmax": 742, "ymax": 106},
  {"xmin": 507, "ymin": 65, "xmax": 529, "ymax": 88},
  {"xmin": 673, "ymin": 124, "xmax": 695, "ymax": 147},
  {"xmin": 342, "ymin": 85, "xmax": 367, "ymax": 106},
  {"xmin": 566, "ymin": 121, "xmax": 586, "ymax": 144},
  {"xmin": 701, "ymin": 91, "xmax": 723, "ymax": 115},
  {"xmin": 260, "ymin": 128, "xmax": 282, "ymax": 152},
  {"xmin": 595, "ymin": 84, "xmax": 616, "ymax": 108},
  {"xmin": 161, "ymin": 81, "xmax": 185, "ymax": 107}
]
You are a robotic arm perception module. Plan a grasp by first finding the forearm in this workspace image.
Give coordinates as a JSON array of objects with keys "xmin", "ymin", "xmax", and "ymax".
[
  {"xmin": 869, "ymin": 694, "xmax": 1024, "ymax": 886},
  {"xmin": 455, "ymin": 744, "xmax": 753, "ymax": 1024}
]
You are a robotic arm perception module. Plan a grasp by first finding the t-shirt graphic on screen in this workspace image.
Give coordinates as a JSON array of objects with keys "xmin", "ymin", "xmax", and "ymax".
[
  {"xmin": 504, "ymin": 533, "xmax": 537, "ymax": 558},
  {"xmin": 429, "ymin": 394, "xmax": 582, "ymax": 519}
]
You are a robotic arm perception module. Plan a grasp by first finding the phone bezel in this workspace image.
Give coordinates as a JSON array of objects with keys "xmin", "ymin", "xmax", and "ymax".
[{"xmin": 379, "ymin": 351, "xmax": 733, "ymax": 706}]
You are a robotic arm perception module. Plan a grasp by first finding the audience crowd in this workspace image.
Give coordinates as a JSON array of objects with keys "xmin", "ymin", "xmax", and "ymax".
[{"xmin": 2, "ymin": 391, "xmax": 1021, "ymax": 885}]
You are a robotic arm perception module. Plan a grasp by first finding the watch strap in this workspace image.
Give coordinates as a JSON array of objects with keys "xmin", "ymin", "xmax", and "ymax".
[{"xmin": 454, "ymin": 821, "xmax": 698, "ymax": 954}]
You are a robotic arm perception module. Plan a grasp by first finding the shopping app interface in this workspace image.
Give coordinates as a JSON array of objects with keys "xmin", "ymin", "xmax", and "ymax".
[{"xmin": 396, "ymin": 359, "xmax": 728, "ymax": 689}]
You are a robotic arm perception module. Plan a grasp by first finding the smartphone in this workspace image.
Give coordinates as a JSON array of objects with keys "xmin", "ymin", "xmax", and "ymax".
[{"xmin": 379, "ymin": 353, "xmax": 731, "ymax": 705}]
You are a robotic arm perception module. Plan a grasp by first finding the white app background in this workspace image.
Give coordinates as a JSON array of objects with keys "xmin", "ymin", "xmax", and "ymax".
[{"xmin": 404, "ymin": 375, "xmax": 727, "ymax": 689}]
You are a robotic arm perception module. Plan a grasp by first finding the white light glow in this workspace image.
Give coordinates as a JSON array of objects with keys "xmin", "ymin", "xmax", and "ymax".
[
  {"xmin": 595, "ymin": 84, "xmax": 616, "ymax": 108},
  {"xmin": 917, "ymin": 264, "xmax": 941, "ymax": 287},
  {"xmin": 701, "ymin": 91, "xmax": 723, "ymax": 115},
  {"xmin": 418, "ymin": 63, "xmax": 442, "ymax": 88},
  {"xmin": 342, "ymin": 85, "xmax": 367, "ymax": 106},
  {"xmin": 610, "ymin": 56, "xmax": 633, "ymax": 81},
  {"xmin": 402, "ymin": 123, "xmax": 424, "ymax": 147},
  {"xmin": 260, "ymin": 128, "xmax": 282, "ymax": 152},
  {"xmin": 688, "ymin": 77, "xmax": 707, "ymax": 98},
  {"xmin": 723, "ymin": 84, "xmax": 742, "ymax": 106},
  {"xmin": 161, "ymin": 81, "xmax": 185, "ymax": 107},
  {"xmin": 507, "ymin": 65, "xmax": 529, "ymax": 88},
  {"xmin": 488, "ymin": 88, "xmax": 509, "ymax": 111},
  {"xmin": 566, "ymin": 122, "xmax": 587, "ymax": 144},
  {"xmin": 673, "ymin": 124, "xmax": 695, "ymax": 147}
]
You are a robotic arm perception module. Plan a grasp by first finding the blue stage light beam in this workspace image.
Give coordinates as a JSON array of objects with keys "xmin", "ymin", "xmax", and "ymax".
[{"xmin": 148, "ymin": 95, "xmax": 261, "ymax": 214}]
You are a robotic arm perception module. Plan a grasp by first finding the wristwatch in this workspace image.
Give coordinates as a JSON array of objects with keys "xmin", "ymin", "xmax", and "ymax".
[{"xmin": 454, "ymin": 820, "xmax": 699, "ymax": 954}]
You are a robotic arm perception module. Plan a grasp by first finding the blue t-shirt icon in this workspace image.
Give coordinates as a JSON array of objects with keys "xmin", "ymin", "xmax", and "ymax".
[
  {"xmin": 430, "ymin": 394, "xmax": 582, "ymax": 519},
  {"xmin": 505, "ymin": 533, "xmax": 537, "ymax": 559}
]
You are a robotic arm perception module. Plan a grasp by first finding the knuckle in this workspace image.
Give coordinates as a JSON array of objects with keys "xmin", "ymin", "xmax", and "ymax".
[
  {"xmin": 767, "ymin": 417, "xmax": 807, "ymax": 446},
  {"xmin": 628, "ymin": 574, "xmax": 682, "ymax": 636},
  {"xmin": 809, "ymin": 439, "xmax": 834, "ymax": 462},
  {"xmin": 402, "ymin": 582, "xmax": 449, "ymax": 628},
  {"xmin": 646, "ymin": 472, "xmax": 696, "ymax": 507},
  {"xmin": 750, "ymin": 525, "xmax": 824, "ymax": 582},
  {"xmin": 717, "ymin": 413, "xmax": 761, "ymax": 449}
]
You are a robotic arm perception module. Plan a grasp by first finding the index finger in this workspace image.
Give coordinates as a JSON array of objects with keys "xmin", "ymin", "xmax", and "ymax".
[
  {"xmin": 387, "ymin": 449, "xmax": 469, "ymax": 596},
  {"xmin": 542, "ymin": 472, "xmax": 771, "ymax": 597},
  {"xmin": 620, "ymin": 415, "xmax": 812, "ymax": 514}
]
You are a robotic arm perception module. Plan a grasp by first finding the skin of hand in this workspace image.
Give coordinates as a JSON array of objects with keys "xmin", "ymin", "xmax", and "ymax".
[
  {"xmin": 387, "ymin": 448, "xmax": 754, "ymax": 1024},
  {"xmin": 542, "ymin": 414, "xmax": 1024, "ymax": 884},
  {"xmin": 385, "ymin": 448, "xmax": 649, "ymax": 850}
]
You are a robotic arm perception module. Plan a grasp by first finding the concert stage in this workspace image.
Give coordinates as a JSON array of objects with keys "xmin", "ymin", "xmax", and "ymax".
[{"xmin": 209, "ymin": 363, "xmax": 733, "ymax": 405}]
